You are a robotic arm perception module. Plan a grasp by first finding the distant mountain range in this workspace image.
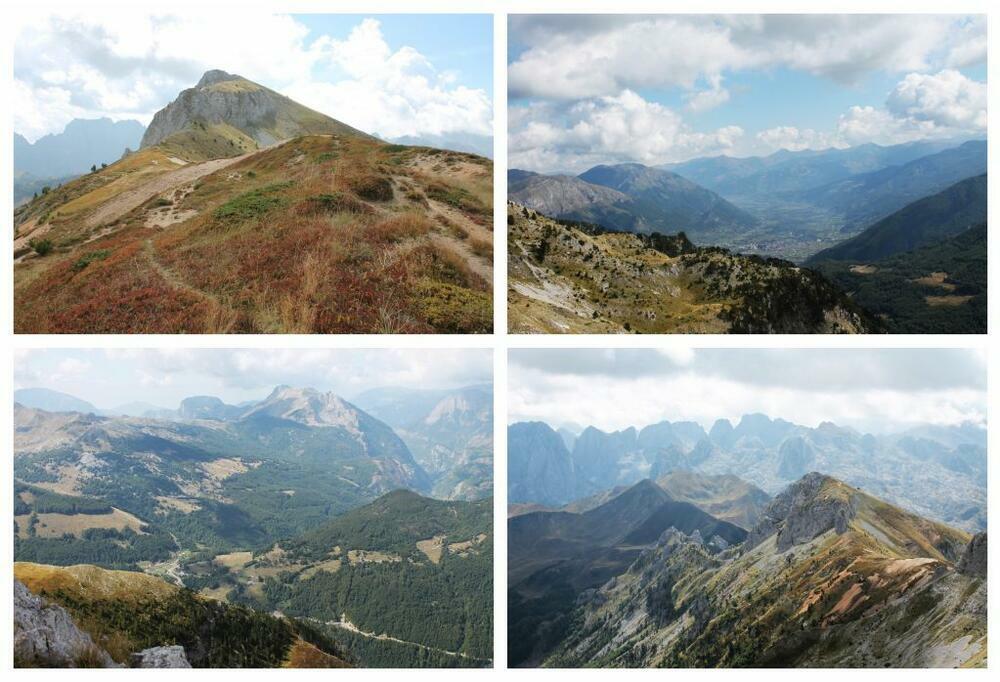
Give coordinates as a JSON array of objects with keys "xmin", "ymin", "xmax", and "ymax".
[
  {"xmin": 510, "ymin": 472, "xmax": 985, "ymax": 667},
  {"xmin": 14, "ymin": 118, "xmax": 145, "ymax": 178},
  {"xmin": 511, "ymin": 139, "xmax": 986, "ymax": 264},
  {"xmin": 665, "ymin": 139, "xmax": 970, "ymax": 198},
  {"xmin": 508, "ymin": 415, "xmax": 985, "ymax": 533}
]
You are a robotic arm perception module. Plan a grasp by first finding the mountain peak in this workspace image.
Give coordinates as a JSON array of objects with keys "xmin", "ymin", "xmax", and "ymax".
[
  {"xmin": 747, "ymin": 472, "xmax": 856, "ymax": 552},
  {"xmin": 243, "ymin": 386, "xmax": 362, "ymax": 431},
  {"xmin": 197, "ymin": 69, "xmax": 241, "ymax": 88}
]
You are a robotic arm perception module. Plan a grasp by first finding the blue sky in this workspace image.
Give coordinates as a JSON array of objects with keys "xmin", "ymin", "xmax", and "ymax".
[
  {"xmin": 508, "ymin": 15, "xmax": 987, "ymax": 172},
  {"xmin": 13, "ymin": 349, "xmax": 493, "ymax": 410},
  {"xmin": 14, "ymin": 13, "xmax": 493, "ymax": 143}
]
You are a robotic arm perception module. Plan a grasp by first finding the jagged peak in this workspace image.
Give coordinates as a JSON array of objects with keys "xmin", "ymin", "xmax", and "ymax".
[{"xmin": 747, "ymin": 472, "xmax": 857, "ymax": 552}]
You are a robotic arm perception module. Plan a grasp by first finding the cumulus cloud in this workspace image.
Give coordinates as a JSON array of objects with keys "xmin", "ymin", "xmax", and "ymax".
[
  {"xmin": 886, "ymin": 69, "xmax": 986, "ymax": 130},
  {"xmin": 509, "ymin": 15, "xmax": 985, "ymax": 167},
  {"xmin": 14, "ymin": 14, "xmax": 492, "ymax": 142},
  {"xmin": 509, "ymin": 90, "xmax": 743, "ymax": 171},
  {"xmin": 509, "ymin": 14, "xmax": 982, "ymax": 100}
]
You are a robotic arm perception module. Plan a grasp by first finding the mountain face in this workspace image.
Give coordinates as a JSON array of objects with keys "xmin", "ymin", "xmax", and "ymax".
[
  {"xmin": 354, "ymin": 385, "xmax": 493, "ymax": 500},
  {"xmin": 14, "ymin": 387, "xmax": 99, "ymax": 414},
  {"xmin": 667, "ymin": 139, "xmax": 962, "ymax": 198},
  {"xmin": 14, "ymin": 563, "xmax": 349, "ymax": 668},
  {"xmin": 15, "ymin": 118, "xmax": 145, "ymax": 178},
  {"xmin": 141, "ymin": 70, "xmax": 368, "ymax": 154},
  {"xmin": 507, "ymin": 415, "xmax": 985, "ymax": 533},
  {"xmin": 13, "ymin": 392, "xmax": 493, "ymax": 668},
  {"xmin": 793, "ymin": 140, "xmax": 986, "ymax": 230},
  {"xmin": 578, "ymin": 164, "xmax": 758, "ymax": 238},
  {"xmin": 508, "ymin": 204, "xmax": 877, "ymax": 334},
  {"xmin": 814, "ymin": 223, "xmax": 986, "ymax": 333},
  {"xmin": 508, "ymin": 164, "xmax": 757, "ymax": 242},
  {"xmin": 536, "ymin": 474, "xmax": 983, "ymax": 668},
  {"xmin": 508, "ymin": 478, "xmax": 747, "ymax": 667},
  {"xmin": 507, "ymin": 422, "xmax": 576, "ymax": 507},
  {"xmin": 14, "ymin": 72, "xmax": 492, "ymax": 335},
  {"xmin": 808, "ymin": 174, "xmax": 987, "ymax": 264}
]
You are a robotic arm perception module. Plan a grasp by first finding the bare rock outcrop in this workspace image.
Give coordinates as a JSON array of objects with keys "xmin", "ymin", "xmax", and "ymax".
[
  {"xmin": 747, "ymin": 472, "xmax": 857, "ymax": 552},
  {"xmin": 958, "ymin": 532, "xmax": 987, "ymax": 577},
  {"xmin": 14, "ymin": 579, "xmax": 116, "ymax": 667},
  {"xmin": 130, "ymin": 645, "xmax": 192, "ymax": 668}
]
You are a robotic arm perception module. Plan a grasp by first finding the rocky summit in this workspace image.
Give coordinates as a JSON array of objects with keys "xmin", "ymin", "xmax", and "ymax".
[{"xmin": 141, "ymin": 70, "xmax": 367, "ymax": 150}]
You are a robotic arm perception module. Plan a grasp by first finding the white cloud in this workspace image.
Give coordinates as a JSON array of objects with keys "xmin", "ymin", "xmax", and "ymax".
[
  {"xmin": 755, "ymin": 126, "xmax": 841, "ymax": 153},
  {"xmin": 15, "ymin": 349, "xmax": 493, "ymax": 409},
  {"xmin": 508, "ymin": 349, "xmax": 986, "ymax": 434},
  {"xmin": 509, "ymin": 90, "xmax": 743, "ymax": 172},
  {"xmin": 509, "ymin": 15, "xmax": 982, "ymax": 100},
  {"xmin": 14, "ymin": 14, "xmax": 492, "ymax": 142},
  {"xmin": 886, "ymin": 69, "xmax": 986, "ymax": 130}
]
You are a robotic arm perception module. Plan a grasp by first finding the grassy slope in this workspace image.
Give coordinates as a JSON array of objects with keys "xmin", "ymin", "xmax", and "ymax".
[
  {"xmin": 507, "ymin": 204, "xmax": 875, "ymax": 334},
  {"xmin": 15, "ymin": 135, "xmax": 493, "ymax": 333}
]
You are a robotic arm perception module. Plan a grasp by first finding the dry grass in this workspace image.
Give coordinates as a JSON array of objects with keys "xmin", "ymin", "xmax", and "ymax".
[
  {"xmin": 14, "ymin": 134, "xmax": 493, "ymax": 333},
  {"xmin": 15, "ymin": 508, "xmax": 145, "ymax": 539}
]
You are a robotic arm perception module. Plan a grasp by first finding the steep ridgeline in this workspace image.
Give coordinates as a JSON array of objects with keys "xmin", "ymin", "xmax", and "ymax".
[
  {"xmin": 541, "ymin": 474, "xmax": 984, "ymax": 668},
  {"xmin": 508, "ymin": 479, "xmax": 748, "ymax": 667},
  {"xmin": 353, "ymin": 384, "xmax": 493, "ymax": 500},
  {"xmin": 233, "ymin": 490, "xmax": 493, "ymax": 668},
  {"xmin": 140, "ymin": 70, "xmax": 370, "ymax": 155},
  {"xmin": 13, "ymin": 387, "xmax": 432, "ymax": 568},
  {"xmin": 506, "ymin": 416, "xmax": 986, "ymax": 533},
  {"xmin": 508, "ymin": 204, "xmax": 876, "ymax": 334},
  {"xmin": 14, "ymin": 563, "xmax": 349, "ymax": 668},
  {"xmin": 14, "ymin": 70, "xmax": 493, "ymax": 334},
  {"xmin": 509, "ymin": 165, "xmax": 757, "ymax": 243}
]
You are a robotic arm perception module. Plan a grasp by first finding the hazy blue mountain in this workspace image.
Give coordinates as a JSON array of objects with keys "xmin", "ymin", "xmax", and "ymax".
[
  {"xmin": 14, "ymin": 118, "xmax": 145, "ymax": 178},
  {"xmin": 667, "ymin": 139, "xmax": 964, "ymax": 197},
  {"xmin": 807, "ymin": 174, "xmax": 986, "ymax": 264},
  {"xmin": 178, "ymin": 395, "xmax": 244, "ymax": 421},
  {"xmin": 507, "ymin": 415, "xmax": 985, "ymax": 532},
  {"xmin": 13, "ymin": 387, "xmax": 98, "ymax": 414},
  {"xmin": 389, "ymin": 132, "xmax": 493, "ymax": 158},
  {"xmin": 508, "ymin": 421, "xmax": 576, "ymax": 507},
  {"xmin": 794, "ymin": 140, "xmax": 986, "ymax": 230},
  {"xmin": 508, "ymin": 163, "xmax": 758, "ymax": 242},
  {"xmin": 354, "ymin": 384, "xmax": 493, "ymax": 500}
]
